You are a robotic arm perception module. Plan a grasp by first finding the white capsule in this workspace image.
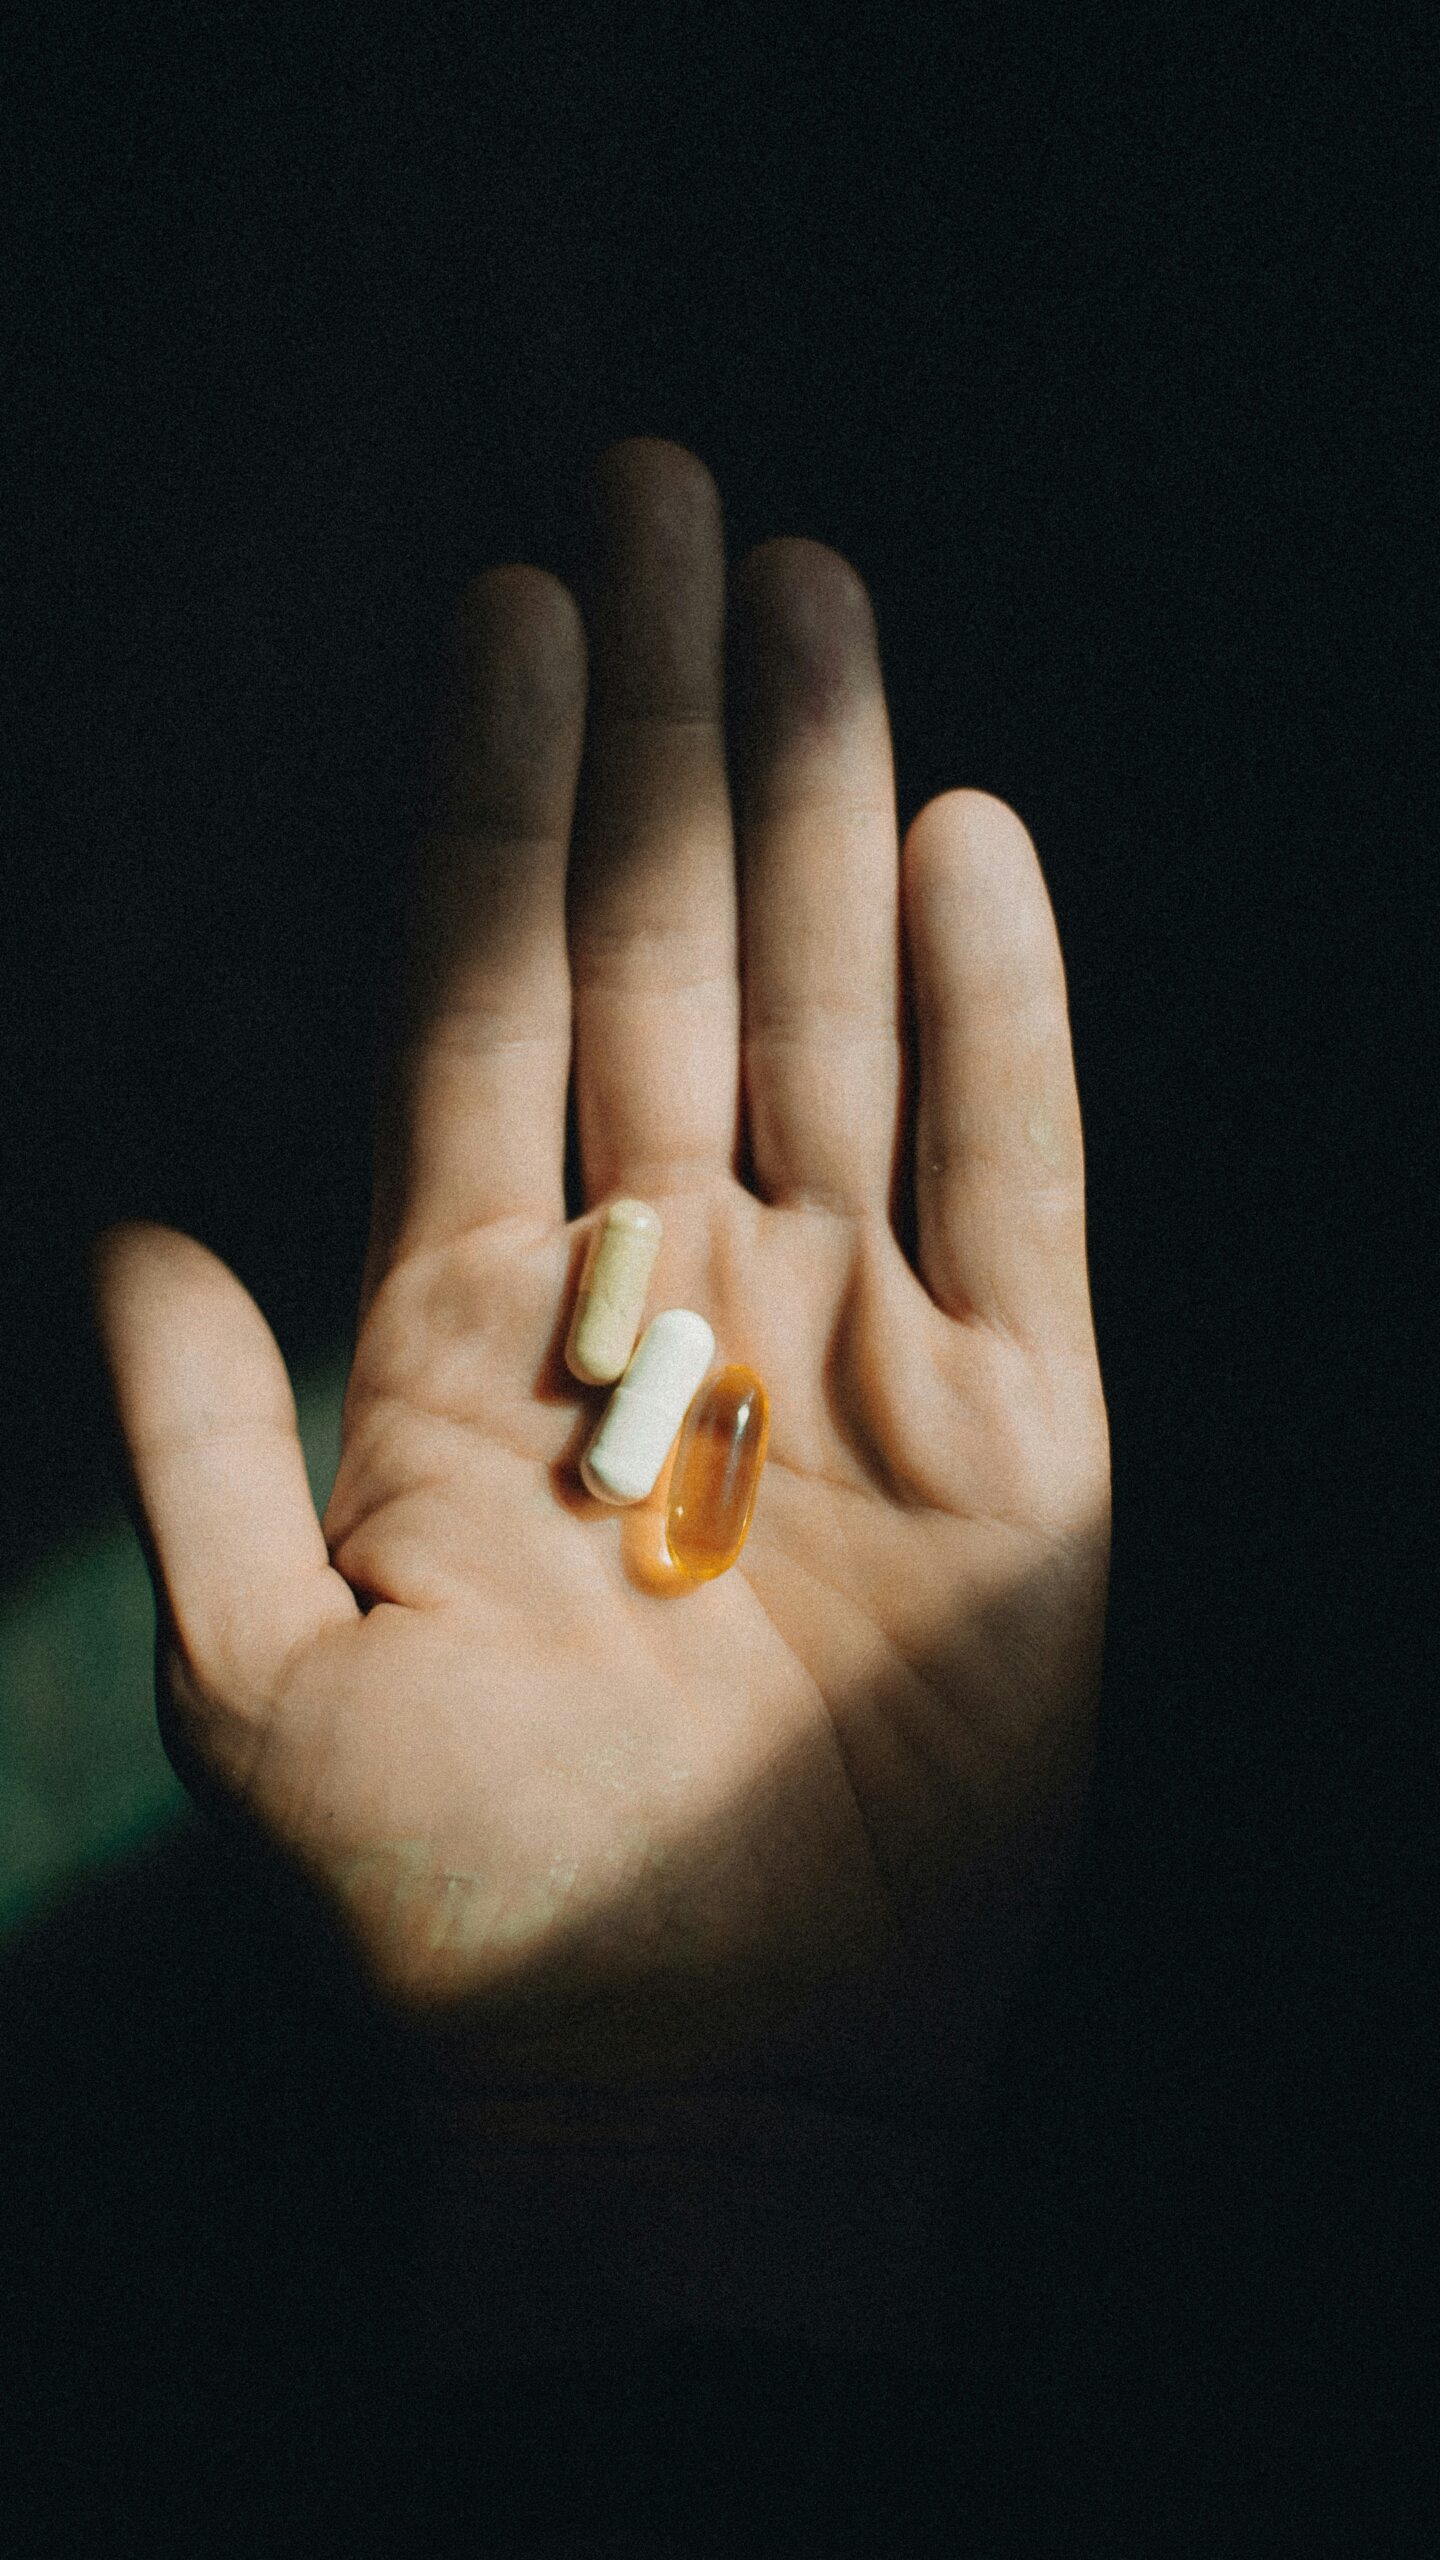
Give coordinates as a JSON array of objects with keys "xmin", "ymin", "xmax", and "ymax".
[
  {"xmin": 565, "ymin": 1197, "xmax": 663, "ymax": 1385},
  {"xmin": 579, "ymin": 1309, "xmax": 716, "ymax": 1505}
]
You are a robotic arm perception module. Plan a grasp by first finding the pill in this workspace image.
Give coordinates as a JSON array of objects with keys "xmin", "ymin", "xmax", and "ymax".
[
  {"xmin": 664, "ymin": 1365, "xmax": 770, "ymax": 1580},
  {"xmin": 580, "ymin": 1309, "xmax": 716, "ymax": 1505},
  {"xmin": 565, "ymin": 1198, "xmax": 664, "ymax": 1385}
]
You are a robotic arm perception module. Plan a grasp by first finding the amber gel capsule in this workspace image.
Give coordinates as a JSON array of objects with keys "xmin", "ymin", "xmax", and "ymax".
[
  {"xmin": 665, "ymin": 1365, "xmax": 770, "ymax": 1580},
  {"xmin": 565, "ymin": 1198, "xmax": 663, "ymax": 1385}
]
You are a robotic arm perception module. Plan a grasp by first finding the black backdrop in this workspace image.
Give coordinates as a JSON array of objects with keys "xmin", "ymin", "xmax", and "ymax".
[{"xmin": 1, "ymin": 8, "xmax": 1430, "ymax": 2552}]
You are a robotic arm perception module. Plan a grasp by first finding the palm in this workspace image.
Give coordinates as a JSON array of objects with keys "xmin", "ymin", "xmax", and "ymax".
[
  {"xmin": 94, "ymin": 440, "xmax": 1108, "ymax": 2104},
  {"xmin": 258, "ymin": 1190, "xmax": 1101, "ymax": 2090}
]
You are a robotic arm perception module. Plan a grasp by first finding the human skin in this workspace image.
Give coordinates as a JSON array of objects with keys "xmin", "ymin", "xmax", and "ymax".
[{"xmin": 90, "ymin": 438, "xmax": 1110, "ymax": 2117}]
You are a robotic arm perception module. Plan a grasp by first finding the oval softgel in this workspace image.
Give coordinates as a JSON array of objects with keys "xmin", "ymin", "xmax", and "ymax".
[
  {"xmin": 565, "ymin": 1198, "xmax": 663, "ymax": 1385},
  {"xmin": 580, "ymin": 1309, "xmax": 716, "ymax": 1505},
  {"xmin": 664, "ymin": 1365, "xmax": 769, "ymax": 1579}
]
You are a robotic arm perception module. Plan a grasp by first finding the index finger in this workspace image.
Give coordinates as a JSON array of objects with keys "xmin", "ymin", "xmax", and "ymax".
[{"xmin": 361, "ymin": 565, "xmax": 586, "ymax": 1312}]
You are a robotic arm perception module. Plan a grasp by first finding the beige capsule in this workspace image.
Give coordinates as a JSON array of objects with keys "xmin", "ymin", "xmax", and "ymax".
[{"xmin": 565, "ymin": 1198, "xmax": 663, "ymax": 1385}]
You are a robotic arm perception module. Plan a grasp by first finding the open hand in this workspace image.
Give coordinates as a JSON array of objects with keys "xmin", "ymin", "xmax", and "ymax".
[{"xmin": 91, "ymin": 439, "xmax": 1109, "ymax": 2111}]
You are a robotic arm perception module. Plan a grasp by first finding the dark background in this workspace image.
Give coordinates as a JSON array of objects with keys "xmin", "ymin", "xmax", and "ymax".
[{"xmin": 1, "ymin": 6, "xmax": 1430, "ymax": 2551}]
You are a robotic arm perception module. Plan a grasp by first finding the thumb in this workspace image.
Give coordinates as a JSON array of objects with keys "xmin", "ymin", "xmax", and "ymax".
[{"xmin": 88, "ymin": 1222, "xmax": 359, "ymax": 1769}]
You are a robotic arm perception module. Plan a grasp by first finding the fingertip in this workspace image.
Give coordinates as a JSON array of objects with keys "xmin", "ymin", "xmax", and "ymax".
[
  {"xmin": 88, "ymin": 1215, "xmax": 238, "ymax": 1299},
  {"xmin": 731, "ymin": 539, "xmax": 884, "ymax": 740},
  {"xmin": 904, "ymin": 786, "xmax": 1039, "ymax": 883},
  {"xmin": 904, "ymin": 790, "xmax": 1063, "ymax": 984},
  {"xmin": 88, "ymin": 1220, "xmax": 301, "ymax": 1450},
  {"xmin": 734, "ymin": 535, "xmax": 876, "ymax": 626},
  {"xmin": 451, "ymin": 563, "xmax": 586, "ymax": 666},
  {"xmin": 594, "ymin": 435, "xmax": 723, "ymax": 526},
  {"xmin": 87, "ymin": 1219, "xmax": 201, "ymax": 1331},
  {"xmin": 433, "ymin": 573, "xmax": 588, "ymax": 799}
]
